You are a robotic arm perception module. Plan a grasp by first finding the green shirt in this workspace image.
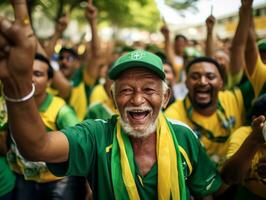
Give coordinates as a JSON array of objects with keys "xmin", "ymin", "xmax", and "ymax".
[
  {"xmin": 47, "ymin": 116, "xmax": 222, "ymax": 200},
  {"xmin": 0, "ymin": 95, "xmax": 15, "ymax": 197}
]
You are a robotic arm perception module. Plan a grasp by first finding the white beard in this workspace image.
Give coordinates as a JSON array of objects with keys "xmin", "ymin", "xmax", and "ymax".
[
  {"xmin": 118, "ymin": 105, "xmax": 159, "ymax": 138},
  {"xmin": 120, "ymin": 116, "xmax": 157, "ymax": 138}
]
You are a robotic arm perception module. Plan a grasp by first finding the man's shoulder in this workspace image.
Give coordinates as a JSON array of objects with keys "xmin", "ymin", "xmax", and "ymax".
[{"xmin": 167, "ymin": 118, "xmax": 198, "ymax": 140}]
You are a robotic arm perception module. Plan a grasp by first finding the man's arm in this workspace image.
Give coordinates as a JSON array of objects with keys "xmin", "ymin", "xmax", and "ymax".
[
  {"xmin": 0, "ymin": 0, "xmax": 69, "ymax": 163},
  {"xmin": 221, "ymin": 116, "xmax": 265, "ymax": 184},
  {"xmin": 229, "ymin": 0, "xmax": 253, "ymax": 77},
  {"xmin": 205, "ymin": 15, "xmax": 215, "ymax": 57},
  {"xmin": 245, "ymin": 4, "xmax": 259, "ymax": 76},
  {"xmin": 45, "ymin": 14, "xmax": 69, "ymax": 58},
  {"xmin": 84, "ymin": 0, "xmax": 101, "ymax": 82},
  {"xmin": 160, "ymin": 25, "xmax": 181, "ymax": 80}
]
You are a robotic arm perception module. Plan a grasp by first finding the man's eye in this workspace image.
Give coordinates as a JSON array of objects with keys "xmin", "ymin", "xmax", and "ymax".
[
  {"xmin": 144, "ymin": 88, "xmax": 155, "ymax": 94},
  {"xmin": 120, "ymin": 89, "xmax": 133, "ymax": 94}
]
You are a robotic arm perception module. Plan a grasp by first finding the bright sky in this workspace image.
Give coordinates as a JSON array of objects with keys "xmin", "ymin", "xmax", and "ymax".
[{"xmin": 155, "ymin": 0, "xmax": 266, "ymax": 28}]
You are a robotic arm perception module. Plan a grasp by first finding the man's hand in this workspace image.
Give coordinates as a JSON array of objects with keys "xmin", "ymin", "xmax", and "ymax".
[
  {"xmin": 0, "ymin": 0, "xmax": 36, "ymax": 96},
  {"xmin": 85, "ymin": 0, "xmax": 97, "ymax": 20},
  {"xmin": 160, "ymin": 25, "xmax": 170, "ymax": 39},
  {"xmin": 55, "ymin": 14, "xmax": 69, "ymax": 33},
  {"xmin": 250, "ymin": 115, "xmax": 266, "ymax": 145},
  {"xmin": 205, "ymin": 15, "xmax": 215, "ymax": 33}
]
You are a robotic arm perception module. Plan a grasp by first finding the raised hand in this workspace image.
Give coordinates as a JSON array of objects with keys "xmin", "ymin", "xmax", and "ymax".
[
  {"xmin": 0, "ymin": 0, "xmax": 36, "ymax": 96},
  {"xmin": 55, "ymin": 14, "xmax": 69, "ymax": 33},
  {"xmin": 251, "ymin": 115, "xmax": 266, "ymax": 145},
  {"xmin": 205, "ymin": 15, "xmax": 215, "ymax": 32},
  {"xmin": 160, "ymin": 25, "xmax": 170, "ymax": 39},
  {"xmin": 85, "ymin": 0, "xmax": 97, "ymax": 20}
]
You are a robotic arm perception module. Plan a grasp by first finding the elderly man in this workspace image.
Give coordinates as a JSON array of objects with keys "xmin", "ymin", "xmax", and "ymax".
[{"xmin": 0, "ymin": 2, "xmax": 223, "ymax": 200}]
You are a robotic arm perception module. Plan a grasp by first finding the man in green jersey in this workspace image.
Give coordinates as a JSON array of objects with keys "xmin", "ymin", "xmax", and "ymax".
[{"xmin": 0, "ymin": 1, "xmax": 224, "ymax": 199}]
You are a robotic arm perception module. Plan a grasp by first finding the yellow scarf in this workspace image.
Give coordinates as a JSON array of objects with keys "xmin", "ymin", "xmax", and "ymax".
[{"xmin": 111, "ymin": 112, "xmax": 186, "ymax": 199}]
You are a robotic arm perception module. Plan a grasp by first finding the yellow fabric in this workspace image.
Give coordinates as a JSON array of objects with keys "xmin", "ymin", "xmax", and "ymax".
[
  {"xmin": 89, "ymin": 84, "xmax": 109, "ymax": 105},
  {"xmin": 83, "ymin": 69, "xmax": 96, "ymax": 86},
  {"xmin": 116, "ymin": 122, "xmax": 140, "ymax": 200},
  {"xmin": 116, "ymin": 113, "xmax": 180, "ymax": 200},
  {"xmin": 12, "ymin": 96, "xmax": 65, "ymax": 182},
  {"xmin": 248, "ymin": 56, "xmax": 266, "ymax": 97},
  {"xmin": 46, "ymin": 86, "xmax": 59, "ymax": 96},
  {"xmin": 227, "ymin": 126, "xmax": 266, "ymax": 198},
  {"xmin": 165, "ymin": 90, "xmax": 245, "ymax": 165},
  {"xmin": 40, "ymin": 96, "xmax": 65, "ymax": 131},
  {"xmin": 178, "ymin": 146, "xmax": 192, "ymax": 176},
  {"xmin": 69, "ymin": 82, "xmax": 87, "ymax": 121}
]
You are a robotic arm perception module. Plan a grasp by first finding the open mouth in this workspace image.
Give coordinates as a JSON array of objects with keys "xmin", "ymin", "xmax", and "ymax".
[{"xmin": 125, "ymin": 107, "xmax": 152, "ymax": 122}]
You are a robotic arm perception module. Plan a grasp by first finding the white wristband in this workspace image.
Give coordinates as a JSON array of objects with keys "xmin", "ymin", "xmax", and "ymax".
[{"xmin": 3, "ymin": 84, "xmax": 35, "ymax": 103}]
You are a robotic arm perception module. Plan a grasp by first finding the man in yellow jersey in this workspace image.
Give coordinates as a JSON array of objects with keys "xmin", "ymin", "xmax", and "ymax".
[
  {"xmin": 221, "ymin": 94, "xmax": 266, "ymax": 200},
  {"xmin": 165, "ymin": 56, "xmax": 254, "ymax": 167},
  {"xmin": 0, "ymin": 3, "xmax": 225, "ymax": 198},
  {"xmin": 6, "ymin": 52, "xmax": 82, "ymax": 200}
]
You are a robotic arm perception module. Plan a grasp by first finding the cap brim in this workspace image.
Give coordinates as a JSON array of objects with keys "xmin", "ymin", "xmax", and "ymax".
[{"xmin": 109, "ymin": 60, "xmax": 165, "ymax": 80}]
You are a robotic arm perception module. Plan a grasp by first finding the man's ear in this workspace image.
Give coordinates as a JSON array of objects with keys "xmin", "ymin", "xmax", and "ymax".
[
  {"xmin": 162, "ymin": 88, "xmax": 171, "ymax": 109},
  {"xmin": 110, "ymin": 89, "xmax": 117, "ymax": 109}
]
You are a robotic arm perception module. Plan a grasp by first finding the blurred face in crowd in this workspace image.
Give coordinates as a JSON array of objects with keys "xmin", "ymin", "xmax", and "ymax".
[
  {"xmin": 112, "ymin": 68, "xmax": 170, "ymax": 138},
  {"xmin": 186, "ymin": 62, "xmax": 223, "ymax": 110},
  {"xmin": 59, "ymin": 51, "xmax": 79, "ymax": 79},
  {"xmin": 213, "ymin": 50, "xmax": 230, "ymax": 73},
  {"xmin": 163, "ymin": 63, "xmax": 176, "ymax": 87},
  {"xmin": 174, "ymin": 37, "xmax": 187, "ymax": 56},
  {"xmin": 32, "ymin": 60, "xmax": 51, "ymax": 98}
]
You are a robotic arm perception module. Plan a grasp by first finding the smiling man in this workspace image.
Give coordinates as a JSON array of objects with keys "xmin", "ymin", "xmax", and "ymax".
[
  {"xmin": 165, "ymin": 57, "xmax": 254, "ymax": 167},
  {"xmin": 0, "ymin": 12, "xmax": 224, "ymax": 198}
]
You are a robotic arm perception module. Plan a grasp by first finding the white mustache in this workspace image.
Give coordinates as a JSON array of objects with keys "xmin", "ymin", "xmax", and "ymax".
[{"xmin": 125, "ymin": 106, "xmax": 152, "ymax": 113}]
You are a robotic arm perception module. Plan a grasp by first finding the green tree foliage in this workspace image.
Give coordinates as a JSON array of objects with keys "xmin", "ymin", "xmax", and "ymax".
[{"xmin": 0, "ymin": 0, "xmax": 196, "ymax": 33}]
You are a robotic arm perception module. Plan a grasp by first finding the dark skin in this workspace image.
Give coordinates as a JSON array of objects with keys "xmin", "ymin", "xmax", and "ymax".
[
  {"xmin": 185, "ymin": 62, "xmax": 223, "ymax": 116},
  {"xmin": 113, "ymin": 68, "xmax": 171, "ymax": 176}
]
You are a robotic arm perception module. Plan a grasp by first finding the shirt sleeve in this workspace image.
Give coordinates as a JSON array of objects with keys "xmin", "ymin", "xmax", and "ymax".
[
  {"xmin": 47, "ymin": 120, "xmax": 98, "ymax": 177},
  {"xmin": 56, "ymin": 104, "xmax": 80, "ymax": 129},
  {"xmin": 247, "ymin": 56, "xmax": 266, "ymax": 97}
]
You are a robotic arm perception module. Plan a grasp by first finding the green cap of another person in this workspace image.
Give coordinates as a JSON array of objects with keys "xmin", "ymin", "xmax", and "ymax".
[
  {"xmin": 109, "ymin": 50, "xmax": 165, "ymax": 80},
  {"xmin": 258, "ymin": 38, "xmax": 266, "ymax": 51}
]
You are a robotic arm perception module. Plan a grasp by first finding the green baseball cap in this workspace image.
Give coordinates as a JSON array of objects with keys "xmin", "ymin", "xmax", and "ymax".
[
  {"xmin": 108, "ymin": 50, "xmax": 165, "ymax": 80},
  {"xmin": 258, "ymin": 38, "xmax": 266, "ymax": 52}
]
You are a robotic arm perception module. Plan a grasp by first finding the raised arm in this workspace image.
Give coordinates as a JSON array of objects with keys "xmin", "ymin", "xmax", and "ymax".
[
  {"xmin": 45, "ymin": 14, "xmax": 69, "ymax": 58},
  {"xmin": 0, "ymin": 0, "xmax": 69, "ymax": 163},
  {"xmin": 205, "ymin": 15, "xmax": 215, "ymax": 57},
  {"xmin": 221, "ymin": 116, "xmax": 265, "ymax": 184},
  {"xmin": 84, "ymin": 0, "xmax": 101, "ymax": 82},
  {"xmin": 245, "ymin": 2, "xmax": 258, "ymax": 76},
  {"xmin": 229, "ymin": 0, "xmax": 252, "ymax": 76},
  {"xmin": 160, "ymin": 25, "xmax": 179, "ymax": 78}
]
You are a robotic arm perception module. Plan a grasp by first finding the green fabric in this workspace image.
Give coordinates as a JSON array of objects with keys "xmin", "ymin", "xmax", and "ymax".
[
  {"xmin": 109, "ymin": 50, "xmax": 165, "ymax": 80},
  {"xmin": 57, "ymin": 104, "xmax": 80, "ymax": 129},
  {"xmin": 47, "ymin": 116, "xmax": 222, "ymax": 200},
  {"xmin": 85, "ymin": 103, "xmax": 113, "ymax": 120},
  {"xmin": 0, "ymin": 96, "xmax": 15, "ymax": 197},
  {"xmin": 0, "ymin": 156, "xmax": 15, "ymax": 197}
]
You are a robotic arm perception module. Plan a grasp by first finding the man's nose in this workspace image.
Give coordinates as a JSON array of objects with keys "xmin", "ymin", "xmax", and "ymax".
[
  {"xmin": 130, "ymin": 92, "xmax": 145, "ymax": 105},
  {"xmin": 199, "ymin": 76, "xmax": 208, "ymax": 85}
]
